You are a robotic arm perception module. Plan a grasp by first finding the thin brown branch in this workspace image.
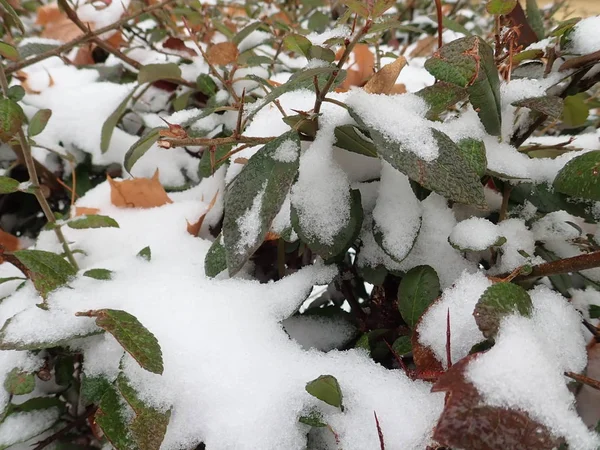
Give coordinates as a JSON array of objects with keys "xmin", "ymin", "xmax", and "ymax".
[
  {"xmin": 32, "ymin": 405, "xmax": 98, "ymax": 450},
  {"xmin": 6, "ymin": 0, "xmax": 177, "ymax": 75},
  {"xmin": 374, "ymin": 411, "xmax": 386, "ymax": 450},
  {"xmin": 160, "ymin": 135, "xmax": 277, "ymax": 149},
  {"xmin": 565, "ymin": 372, "xmax": 600, "ymax": 391},
  {"xmin": 512, "ymin": 250, "xmax": 600, "ymax": 282},
  {"xmin": 434, "ymin": 0, "xmax": 444, "ymax": 50},
  {"xmin": 559, "ymin": 49, "xmax": 600, "ymax": 72}
]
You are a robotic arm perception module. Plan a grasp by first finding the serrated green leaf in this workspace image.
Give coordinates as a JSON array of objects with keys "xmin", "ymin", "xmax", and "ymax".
[
  {"xmin": 95, "ymin": 384, "xmax": 134, "ymax": 450},
  {"xmin": 554, "ymin": 151, "xmax": 600, "ymax": 201},
  {"xmin": 205, "ymin": 235, "xmax": 226, "ymax": 278},
  {"xmin": 292, "ymin": 189, "xmax": 363, "ymax": 261},
  {"xmin": 83, "ymin": 309, "xmax": 163, "ymax": 374},
  {"xmin": 334, "ymin": 125, "xmax": 377, "ymax": 157},
  {"xmin": 138, "ymin": 63, "xmax": 182, "ymax": 84},
  {"xmin": 137, "ymin": 246, "xmax": 151, "ymax": 261},
  {"xmin": 486, "ymin": 0, "xmax": 517, "ymax": 15},
  {"xmin": 474, "ymin": 282, "xmax": 533, "ymax": 338},
  {"xmin": 398, "ymin": 265, "xmax": 440, "ymax": 328},
  {"xmin": 67, "ymin": 215, "xmax": 119, "ymax": 229},
  {"xmin": 3, "ymin": 368, "xmax": 35, "ymax": 395},
  {"xmin": 299, "ymin": 409, "xmax": 327, "ymax": 427},
  {"xmin": 0, "ymin": 41, "xmax": 18, "ymax": 61},
  {"xmin": 101, "ymin": 88, "xmax": 136, "ymax": 153},
  {"xmin": 28, "ymin": 109, "xmax": 52, "ymax": 137},
  {"xmin": 305, "ymin": 375, "xmax": 343, "ymax": 409},
  {"xmin": 196, "ymin": 74, "xmax": 218, "ymax": 96},
  {"xmin": 0, "ymin": 0, "xmax": 24, "ymax": 33},
  {"xmin": 562, "ymin": 94, "xmax": 589, "ymax": 127},
  {"xmin": 456, "ymin": 138, "xmax": 487, "ymax": 178},
  {"xmin": 392, "ymin": 335, "xmax": 412, "ymax": 356},
  {"xmin": 526, "ymin": 0, "xmax": 544, "ymax": 39},
  {"xmin": 283, "ymin": 33, "xmax": 312, "ymax": 57},
  {"xmin": 12, "ymin": 249, "xmax": 76, "ymax": 299},
  {"xmin": 83, "ymin": 268, "xmax": 113, "ymax": 280},
  {"xmin": 124, "ymin": 127, "xmax": 164, "ymax": 173},
  {"xmin": 513, "ymin": 96, "xmax": 563, "ymax": 119},
  {"xmin": 0, "ymin": 176, "xmax": 20, "ymax": 193},
  {"xmin": 223, "ymin": 131, "xmax": 300, "ymax": 275},
  {"xmin": 415, "ymin": 82, "xmax": 468, "ymax": 120},
  {"xmin": 0, "ymin": 97, "xmax": 25, "ymax": 143}
]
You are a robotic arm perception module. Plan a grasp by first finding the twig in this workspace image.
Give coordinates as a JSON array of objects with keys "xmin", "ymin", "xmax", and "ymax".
[
  {"xmin": 233, "ymin": 88, "xmax": 245, "ymax": 139},
  {"xmin": 374, "ymin": 411, "xmax": 386, "ymax": 450},
  {"xmin": 565, "ymin": 372, "xmax": 600, "ymax": 391},
  {"xmin": 58, "ymin": 0, "xmax": 142, "ymax": 70},
  {"xmin": 0, "ymin": 65, "xmax": 79, "ymax": 269},
  {"xmin": 511, "ymin": 250, "xmax": 600, "ymax": 282},
  {"xmin": 559, "ymin": 49, "xmax": 600, "ymax": 72},
  {"xmin": 433, "ymin": 0, "xmax": 444, "ymax": 50},
  {"xmin": 6, "ymin": 0, "xmax": 177, "ymax": 75},
  {"xmin": 159, "ymin": 135, "xmax": 277, "ymax": 149},
  {"xmin": 31, "ymin": 405, "xmax": 98, "ymax": 450},
  {"xmin": 498, "ymin": 182, "xmax": 512, "ymax": 222}
]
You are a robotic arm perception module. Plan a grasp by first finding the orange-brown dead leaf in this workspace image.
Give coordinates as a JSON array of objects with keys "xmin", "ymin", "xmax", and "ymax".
[
  {"xmin": 363, "ymin": 56, "xmax": 407, "ymax": 95},
  {"xmin": 186, "ymin": 191, "xmax": 219, "ymax": 237},
  {"xmin": 264, "ymin": 231, "xmax": 280, "ymax": 241},
  {"xmin": 0, "ymin": 229, "xmax": 20, "ymax": 251},
  {"xmin": 158, "ymin": 119, "xmax": 187, "ymax": 139},
  {"xmin": 336, "ymin": 44, "xmax": 375, "ymax": 89},
  {"xmin": 73, "ymin": 206, "xmax": 101, "ymax": 217},
  {"xmin": 163, "ymin": 36, "xmax": 196, "ymax": 56},
  {"xmin": 108, "ymin": 170, "xmax": 173, "ymax": 208},
  {"xmin": 206, "ymin": 42, "xmax": 239, "ymax": 66},
  {"xmin": 410, "ymin": 35, "xmax": 438, "ymax": 58},
  {"xmin": 37, "ymin": 4, "xmax": 90, "ymax": 42},
  {"xmin": 233, "ymin": 157, "xmax": 248, "ymax": 165}
]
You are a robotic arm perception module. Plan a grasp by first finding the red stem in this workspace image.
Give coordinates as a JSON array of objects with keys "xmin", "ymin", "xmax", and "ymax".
[{"xmin": 434, "ymin": 0, "xmax": 444, "ymax": 49}]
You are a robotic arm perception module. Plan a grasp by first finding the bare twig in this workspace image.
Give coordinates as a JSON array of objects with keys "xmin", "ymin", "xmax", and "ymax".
[
  {"xmin": 159, "ymin": 135, "xmax": 277, "ymax": 149},
  {"xmin": 559, "ymin": 49, "xmax": 600, "ymax": 72},
  {"xmin": 512, "ymin": 250, "xmax": 600, "ymax": 282},
  {"xmin": 32, "ymin": 405, "xmax": 98, "ymax": 450},
  {"xmin": 374, "ymin": 411, "xmax": 386, "ymax": 450},
  {"xmin": 565, "ymin": 371, "xmax": 600, "ymax": 391},
  {"xmin": 433, "ymin": 0, "xmax": 444, "ymax": 50}
]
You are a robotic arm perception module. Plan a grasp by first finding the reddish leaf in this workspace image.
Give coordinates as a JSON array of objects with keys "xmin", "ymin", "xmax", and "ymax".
[
  {"xmin": 163, "ymin": 37, "xmax": 196, "ymax": 56},
  {"xmin": 431, "ymin": 356, "xmax": 560, "ymax": 450},
  {"xmin": 504, "ymin": 3, "xmax": 539, "ymax": 47}
]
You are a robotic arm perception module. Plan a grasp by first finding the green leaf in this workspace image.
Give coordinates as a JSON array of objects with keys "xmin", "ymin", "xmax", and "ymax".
[
  {"xmin": 392, "ymin": 335, "xmax": 412, "ymax": 356},
  {"xmin": 28, "ymin": 109, "xmax": 52, "ymax": 137},
  {"xmin": 456, "ymin": 138, "xmax": 487, "ymax": 178},
  {"xmin": 562, "ymin": 94, "xmax": 589, "ymax": 127},
  {"xmin": 554, "ymin": 151, "xmax": 600, "ymax": 201},
  {"xmin": 7, "ymin": 86, "xmax": 25, "ymax": 102},
  {"xmin": 81, "ymin": 309, "xmax": 163, "ymax": 374},
  {"xmin": 137, "ymin": 246, "xmax": 151, "ymax": 261},
  {"xmin": 512, "ymin": 49, "xmax": 544, "ymax": 64},
  {"xmin": 124, "ymin": 127, "xmax": 164, "ymax": 173},
  {"xmin": 198, "ymin": 145, "xmax": 230, "ymax": 178},
  {"xmin": 0, "ymin": 97, "xmax": 26, "ymax": 143},
  {"xmin": 425, "ymin": 36, "xmax": 502, "ymax": 136},
  {"xmin": 590, "ymin": 305, "xmax": 600, "ymax": 319},
  {"xmin": 305, "ymin": 375, "xmax": 343, "ymax": 410},
  {"xmin": 17, "ymin": 42, "xmax": 59, "ymax": 59},
  {"xmin": 416, "ymin": 82, "xmax": 468, "ymax": 120},
  {"xmin": 117, "ymin": 373, "xmax": 171, "ymax": 450},
  {"xmin": 0, "ymin": 41, "xmax": 19, "ymax": 61},
  {"xmin": 67, "ymin": 215, "xmax": 119, "ymax": 229},
  {"xmin": 441, "ymin": 16, "xmax": 472, "ymax": 36},
  {"xmin": 101, "ymin": 88, "xmax": 136, "ymax": 153},
  {"xmin": 223, "ymin": 131, "xmax": 300, "ymax": 275},
  {"xmin": 513, "ymin": 96, "xmax": 563, "ymax": 119},
  {"xmin": 308, "ymin": 45, "xmax": 335, "ymax": 62},
  {"xmin": 526, "ymin": 0, "xmax": 545, "ymax": 40},
  {"xmin": 4, "ymin": 396, "xmax": 63, "ymax": 415},
  {"xmin": 307, "ymin": 11, "xmax": 329, "ymax": 33},
  {"xmin": 138, "ymin": 63, "xmax": 182, "ymax": 84},
  {"xmin": 54, "ymin": 354, "xmax": 75, "ymax": 386},
  {"xmin": 353, "ymin": 112, "xmax": 486, "ymax": 207},
  {"xmin": 334, "ymin": 125, "xmax": 377, "ymax": 157},
  {"xmin": 292, "ymin": 189, "xmax": 363, "ymax": 261},
  {"xmin": 299, "ymin": 409, "xmax": 327, "ymax": 427},
  {"xmin": 4, "ymin": 368, "xmax": 35, "ymax": 395},
  {"xmin": 83, "ymin": 268, "xmax": 113, "ymax": 280},
  {"xmin": 474, "ymin": 282, "xmax": 533, "ymax": 338},
  {"xmin": 0, "ymin": 0, "xmax": 24, "ymax": 33},
  {"xmin": 95, "ymin": 384, "xmax": 134, "ymax": 450},
  {"xmin": 0, "ymin": 176, "xmax": 20, "ymax": 193},
  {"xmin": 205, "ymin": 235, "xmax": 226, "ymax": 278},
  {"xmin": 283, "ymin": 33, "xmax": 312, "ymax": 57},
  {"xmin": 486, "ymin": 0, "xmax": 517, "ymax": 15},
  {"xmin": 12, "ymin": 249, "xmax": 76, "ymax": 299},
  {"xmin": 233, "ymin": 22, "xmax": 265, "ymax": 45},
  {"xmin": 81, "ymin": 375, "xmax": 112, "ymax": 405},
  {"xmin": 196, "ymin": 74, "xmax": 218, "ymax": 96},
  {"xmin": 397, "ymin": 265, "xmax": 440, "ymax": 328},
  {"xmin": 282, "ymin": 114, "xmax": 318, "ymax": 138}
]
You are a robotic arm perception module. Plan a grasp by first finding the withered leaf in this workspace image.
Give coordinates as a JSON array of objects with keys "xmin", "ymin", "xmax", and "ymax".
[
  {"xmin": 108, "ymin": 170, "xmax": 172, "ymax": 209},
  {"xmin": 206, "ymin": 42, "xmax": 239, "ymax": 66},
  {"xmin": 364, "ymin": 56, "xmax": 407, "ymax": 95}
]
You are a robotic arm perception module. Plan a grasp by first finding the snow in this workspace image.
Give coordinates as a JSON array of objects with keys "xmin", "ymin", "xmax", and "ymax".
[
  {"xmin": 466, "ymin": 286, "xmax": 597, "ymax": 450},
  {"xmin": 372, "ymin": 162, "xmax": 422, "ymax": 262},
  {"xmin": 272, "ymin": 139, "xmax": 299, "ymax": 163},
  {"xmin": 493, "ymin": 218, "xmax": 541, "ymax": 274},
  {"xmin": 0, "ymin": 351, "xmax": 42, "ymax": 414},
  {"xmin": 449, "ymin": 217, "xmax": 501, "ymax": 251},
  {"xmin": 418, "ymin": 271, "xmax": 491, "ymax": 368},
  {"xmin": 346, "ymin": 90, "xmax": 439, "ymax": 162},
  {"xmin": 570, "ymin": 16, "xmax": 600, "ymax": 55},
  {"xmin": 0, "ymin": 408, "xmax": 60, "ymax": 447},
  {"xmin": 236, "ymin": 181, "xmax": 267, "ymax": 254}
]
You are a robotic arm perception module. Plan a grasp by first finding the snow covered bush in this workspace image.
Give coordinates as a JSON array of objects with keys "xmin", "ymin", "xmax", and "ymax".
[{"xmin": 1, "ymin": 0, "xmax": 600, "ymax": 448}]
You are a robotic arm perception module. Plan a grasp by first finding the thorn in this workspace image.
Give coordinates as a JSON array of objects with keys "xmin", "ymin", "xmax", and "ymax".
[
  {"xmin": 446, "ymin": 308, "xmax": 452, "ymax": 369},
  {"xmin": 374, "ymin": 411, "xmax": 385, "ymax": 450}
]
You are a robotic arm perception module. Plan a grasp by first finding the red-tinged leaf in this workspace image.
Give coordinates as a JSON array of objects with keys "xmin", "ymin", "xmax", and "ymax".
[
  {"xmin": 505, "ymin": 3, "xmax": 539, "ymax": 47},
  {"xmin": 163, "ymin": 36, "xmax": 196, "ymax": 56},
  {"xmin": 432, "ymin": 356, "xmax": 560, "ymax": 450}
]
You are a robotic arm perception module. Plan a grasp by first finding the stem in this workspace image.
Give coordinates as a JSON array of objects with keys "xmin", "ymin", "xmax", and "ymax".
[
  {"xmin": 565, "ymin": 371, "xmax": 600, "ymax": 392},
  {"xmin": 160, "ymin": 135, "xmax": 277, "ymax": 149},
  {"xmin": 434, "ymin": 0, "xmax": 444, "ymax": 50},
  {"xmin": 0, "ymin": 65, "xmax": 79, "ymax": 270},
  {"xmin": 5, "ymin": 0, "xmax": 177, "ymax": 75},
  {"xmin": 512, "ymin": 250, "xmax": 600, "ymax": 282},
  {"xmin": 32, "ymin": 405, "xmax": 98, "ymax": 450}
]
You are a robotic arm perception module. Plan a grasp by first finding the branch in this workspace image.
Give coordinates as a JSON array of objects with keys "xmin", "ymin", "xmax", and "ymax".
[
  {"xmin": 5, "ymin": 0, "xmax": 177, "ymax": 75},
  {"xmin": 158, "ymin": 135, "xmax": 277, "ymax": 149},
  {"xmin": 512, "ymin": 250, "xmax": 600, "ymax": 282},
  {"xmin": 559, "ymin": 49, "xmax": 600, "ymax": 72},
  {"xmin": 31, "ymin": 405, "xmax": 98, "ymax": 450},
  {"xmin": 565, "ymin": 371, "xmax": 600, "ymax": 392}
]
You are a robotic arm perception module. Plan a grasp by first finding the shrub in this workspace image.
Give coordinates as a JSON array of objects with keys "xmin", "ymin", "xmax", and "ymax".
[{"xmin": 0, "ymin": 0, "xmax": 600, "ymax": 449}]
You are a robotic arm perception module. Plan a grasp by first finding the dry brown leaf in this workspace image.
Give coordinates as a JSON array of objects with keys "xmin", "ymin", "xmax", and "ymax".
[
  {"xmin": 410, "ymin": 35, "xmax": 437, "ymax": 58},
  {"xmin": 206, "ymin": 42, "xmax": 239, "ymax": 66},
  {"xmin": 0, "ymin": 229, "xmax": 20, "ymax": 251},
  {"xmin": 264, "ymin": 231, "xmax": 280, "ymax": 241},
  {"xmin": 363, "ymin": 56, "xmax": 407, "ymax": 95},
  {"xmin": 233, "ymin": 157, "xmax": 248, "ymax": 165},
  {"xmin": 37, "ymin": 4, "xmax": 90, "ymax": 42},
  {"xmin": 158, "ymin": 119, "xmax": 187, "ymax": 139},
  {"xmin": 108, "ymin": 170, "xmax": 172, "ymax": 209},
  {"xmin": 73, "ymin": 207, "xmax": 101, "ymax": 217},
  {"xmin": 390, "ymin": 83, "xmax": 407, "ymax": 95},
  {"xmin": 186, "ymin": 191, "xmax": 219, "ymax": 237},
  {"xmin": 337, "ymin": 44, "xmax": 375, "ymax": 89},
  {"xmin": 163, "ymin": 36, "xmax": 197, "ymax": 56}
]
